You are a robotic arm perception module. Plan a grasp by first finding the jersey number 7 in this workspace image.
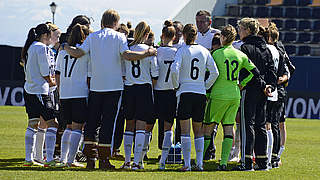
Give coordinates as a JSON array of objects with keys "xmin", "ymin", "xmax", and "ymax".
[{"xmin": 164, "ymin": 60, "xmax": 174, "ymax": 82}]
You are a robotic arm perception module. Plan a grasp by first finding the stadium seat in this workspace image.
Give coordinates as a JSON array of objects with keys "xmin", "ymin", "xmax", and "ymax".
[
  {"xmin": 312, "ymin": 33, "xmax": 320, "ymax": 43},
  {"xmin": 267, "ymin": 0, "xmax": 283, "ymax": 6},
  {"xmin": 284, "ymin": 19, "xmax": 297, "ymax": 30},
  {"xmin": 312, "ymin": 8, "xmax": 320, "ymax": 19},
  {"xmin": 297, "ymin": 32, "xmax": 311, "ymax": 43},
  {"xmin": 284, "ymin": 45, "xmax": 296, "ymax": 55},
  {"xmin": 283, "ymin": 0, "xmax": 297, "ymax": 6},
  {"xmin": 256, "ymin": 0, "xmax": 269, "ymax": 5},
  {"xmin": 272, "ymin": 19, "xmax": 284, "ymax": 30},
  {"xmin": 285, "ymin": 7, "xmax": 298, "ymax": 18},
  {"xmin": 283, "ymin": 32, "xmax": 297, "ymax": 42},
  {"xmin": 298, "ymin": 20, "xmax": 311, "ymax": 31},
  {"xmin": 228, "ymin": 18, "xmax": 238, "ymax": 27},
  {"xmin": 212, "ymin": 17, "xmax": 226, "ymax": 29},
  {"xmin": 255, "ymin": 6, "xmax": 269, "ymax": 17},
  {"xmin": 241, "ymin": 0, "xmax": 255, "ymax": 5},
  {"xmin": 270, "ymin": 7, "xmax": 284, "ymax": 17},
  {"xmin": 313, "ymin": 20, "xmax": 320, "ymax": 31},
  {"xmin": 309, "ymin": 0, "xmax": 320, "ymax": 7},
  {"xmin": 279, "ymin": 31, "xmax": 284, "ymax": 41},
  {"xmin": 297, "ymin": 46, "xmax": 311, "ymax": 56},
  {"xmin": 241, "ymin": 6, "xmax": 254, "ymax": 17},
  {"xmin": 298, "ymin": 0, "xmax": 312, "ymax": 6},
  {"xmin": 228, "ymin": 5, "xmax": 240, "ymax": 16},
  {"xmin": 298, "ymin": 8, "xmax": 312, "ymax": 18}
]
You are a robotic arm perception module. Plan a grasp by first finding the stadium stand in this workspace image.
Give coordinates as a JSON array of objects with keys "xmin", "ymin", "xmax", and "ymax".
[{"xmin": 212, "ymin": 0, "xmax": 320, "ymax": 56}]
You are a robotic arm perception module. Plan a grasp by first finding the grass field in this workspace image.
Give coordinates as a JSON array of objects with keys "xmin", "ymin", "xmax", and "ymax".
[{"xmin": 0, "ymin": 106, "xmax": 320, "ymax": 179}]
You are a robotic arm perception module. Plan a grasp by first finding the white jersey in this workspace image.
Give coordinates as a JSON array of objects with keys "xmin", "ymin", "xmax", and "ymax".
[
  {"xmin": 266, "ymin": 44, "xmax": 280, "ymax": 71},
  {"xmin": 196, "ymin": 28, "xmax": 221, "ymax": 50},
  {"xmin": 171, "ymin": 44, "xmax": 219, "ymax": 96},
  {"xmin": 173, "ymin": 39, "xmax": 185, "ymax": 49},
  {"xmin": 24, "ymin": 41, "xmax": 54, "ymax": 95},
  {"xmin": 79, "ymin": 27, "xmax": 129, "ymax": 92},
  {"xmin": 56, "ymin": 47, "xmax": 90, "ymax": 99},
  {"xmin": 154, "ymin": 46, "xmax": 177, "ymax": 90},
  {"xmin": 124, "ymin": 44, "xmax": 159, "ymax": 86}
]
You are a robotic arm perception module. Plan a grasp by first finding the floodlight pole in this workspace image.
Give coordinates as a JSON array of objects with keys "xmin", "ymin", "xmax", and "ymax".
[{"xmin": 50, "ymin": 2, "xmax": 57, "ymax": 24}]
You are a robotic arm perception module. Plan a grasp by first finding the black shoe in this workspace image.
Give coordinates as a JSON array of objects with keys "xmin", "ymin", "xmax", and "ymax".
[
  {"xmin": 232, "ymin": 164, "xmax": 254, "ymax": 171},
  {"xmin": 254, "ymin": 164, "xmax": 269, "ymax": 171},
  {"xmin": 86, "ymin": 159, "xmax": 96, "ymax": 170},
  {"xmin": 99, "ymin": 160, "xmax": 115, "ymax": 170},
  {"xmin": 272, "ymin": 161, "xmax": 280, "ymax": 169},
  {"xmin": 217, "ymin": 164, "xmax": 227, "ymax": 171}
]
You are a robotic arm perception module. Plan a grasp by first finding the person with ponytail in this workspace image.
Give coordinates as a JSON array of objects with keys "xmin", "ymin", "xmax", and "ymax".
[
  {"xmin": 121, "ymin": 21, "xmax": 159, "ymax": 170},
  {"xmin": 55, "ymin": 24, "xmax": 92, "ymax": 167},
  {"xmin": 22, "ymin": 23, "xmax": 59, "ymax": 167},
  {"xmin": 153, "ymin": 20, "xmax": 178, "ymax": 170},
  {"xmin": 170, "ymin": 24, "xmax": 219, "ymax": 171}
]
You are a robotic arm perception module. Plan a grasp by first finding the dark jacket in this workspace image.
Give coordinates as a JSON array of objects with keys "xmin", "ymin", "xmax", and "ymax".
[
  {"xmin": 274, "ymin": 41, "xmax": 296, "ymax": 76},
  {"xmin": 240, "ymin": 35, "xmax": 278, "ymax": 92}
]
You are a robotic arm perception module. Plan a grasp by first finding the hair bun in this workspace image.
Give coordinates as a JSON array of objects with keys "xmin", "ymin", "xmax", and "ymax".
[{"xmin": 164, "ymin": 20, "xmax": 173, "ymax": 27}]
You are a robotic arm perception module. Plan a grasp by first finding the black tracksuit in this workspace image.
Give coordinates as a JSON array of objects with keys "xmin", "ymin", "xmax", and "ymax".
[{"xmin": 239, "ymin": 35, "xmax": 278, "ymax": 169}]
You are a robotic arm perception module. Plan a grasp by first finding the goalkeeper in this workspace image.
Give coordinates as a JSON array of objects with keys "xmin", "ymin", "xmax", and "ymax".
[{"xmin": 203, "ymin": 25, "xmax": 269, "ymax": 171}]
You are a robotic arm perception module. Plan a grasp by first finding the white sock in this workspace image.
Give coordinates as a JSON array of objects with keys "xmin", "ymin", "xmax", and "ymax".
[
  {"xmin": 34, "ymin": 128, "xmax": 46, "ymax": 161},
  {"xmin": 78, "ymin": 133, "xmax": 84, "ymax": 152},
  {"xmin": 194, "ymin": 137, "xmax": 204, "ymax": 168},
  {"xmin": 140, "ymin": 131, "xmax": 151, "ymax": 163},
  {"xmin": 234, "ymin": 123, "xmax": 241, "ymax": 157},
  {"xmin": 267, "ymin": 130, "xmax": 273, "ymax": 164},
  {"xmin": 278, "ymin": 146, "xmax": 285, "ymax": 158},
  {"xmin": 123, "ymin": 131, "xmax": 134, "ymax": 163},
  {"xmin": 181, "ymin": 135, "xmax": 191, "ymax": 168},
  {"xmin": 160, "ymin": 130, "xmax": 173, "ymax": 164},
  {"xmin": 133, "ymin": 130, "xmax": 145, "ymax": 164},
  {"xmin": 45, "ymin": 127, "xmax": 57, "ymax": 162},
  {"xmin": 25, "ymin": 127, "xmax": 36, "ymax": 162},
  {"xmin": 60, "ymin": 128, "xmax": 72, "ymax": 163},
  {"xmin": 67, "ymin": 129, "xmax": 82, "ymax": 163}
]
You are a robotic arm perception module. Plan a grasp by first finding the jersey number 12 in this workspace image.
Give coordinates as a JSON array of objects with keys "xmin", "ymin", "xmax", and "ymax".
[{"xmin": 224, "ymin": 59, "xmax": 239, "ymax": 81}]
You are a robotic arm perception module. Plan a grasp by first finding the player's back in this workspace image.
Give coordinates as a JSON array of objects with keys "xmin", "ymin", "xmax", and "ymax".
[
  {"xmin": 211, "ymin": 45, "xmax": 253, "ymax": 100},
  {"xmin": 125, "ymin": 44, "xmax": 158, "ymax": 86},
  {"xmin": 56, "ymin": 48, "xmax": 89, "ymax": 99},
  {"xmin": 154, "ymin": 46, "xmax": 177, "ymax": 90},
  {"xmin": 174, "ymin": 44, "xmax": 211, "ymax": 96}
]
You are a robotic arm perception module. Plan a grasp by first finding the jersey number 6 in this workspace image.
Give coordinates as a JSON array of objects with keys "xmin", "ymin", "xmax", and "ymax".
[{"xmin": 190, "ymin": 58, "xmax": 199, "ymax": 80}]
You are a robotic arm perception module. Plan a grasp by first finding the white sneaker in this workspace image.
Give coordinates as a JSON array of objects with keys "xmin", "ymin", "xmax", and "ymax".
[
  {"xmin": 120, "ymin": 162, "xmax": 131, "ymax": 169},
  {"xmin": 131, "ymin": 163, "xmax": 143, "ymax": 170}
]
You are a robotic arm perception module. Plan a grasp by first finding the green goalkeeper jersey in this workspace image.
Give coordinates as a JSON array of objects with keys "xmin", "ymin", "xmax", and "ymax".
[{"xmin": 210, "ymin": 44, "xmax": 256, "ymax": 100}]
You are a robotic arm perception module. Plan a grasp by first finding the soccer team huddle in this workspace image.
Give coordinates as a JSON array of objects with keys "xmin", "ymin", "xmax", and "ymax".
[{"xmin": 21, "ymin": 8, "xmax": 295, "ymax": 171}]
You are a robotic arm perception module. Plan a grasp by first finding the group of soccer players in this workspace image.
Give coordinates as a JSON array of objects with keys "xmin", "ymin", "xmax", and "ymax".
[{"xmin": 21, "ymin": 8, "xmax": 294, "ymax": 171}]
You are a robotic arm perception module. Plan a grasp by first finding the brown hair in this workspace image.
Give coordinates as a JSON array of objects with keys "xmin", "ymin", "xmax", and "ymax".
[
  {"xmin": 130, "ymin": 21, "xmax": 151, "ymax": 46},
  {"xmin": 221, "ymin": 25, "xmax": 237, "ymax": 45},
  {"xmin": 238, "ymin": 17, "xmax": 259, "ymax": 35},
  {"xmin": 118, "ymin": 23, "xmax": 129, "ymax": 35},
  {"xmin": 183, "ymin": 24, "xmax": 197, "ymax": 45},
  {"xmin": 268, "ymin": 22, "xmax": 279, "ymax": 42},
  {"xmin": 101, "ymin": 9, "xmax": 120, "ymax": 28},
  {"xmin": 258, "ymin": 25, "xmax": 269, "ymax": 42},
  {"xmin": 212, "ymin": 33, "xmax": 221, "ymax": 46},
  {"xmin": 196, "ymin": 10, "xmax": 211, "ymax": 18},
  {"xmin": 67, "ymin": 24, "xmax": 91, "ymax": 46},
  {"xmin": 21, "ymin": 23, "xmax": 51, "ymax": 62},
  {"xmin": 162, "ymin": 20, "xmax": 176, "ymax": 39}
]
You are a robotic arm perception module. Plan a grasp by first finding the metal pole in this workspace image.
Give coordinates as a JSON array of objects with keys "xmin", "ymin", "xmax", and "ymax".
[{"xmin": 52, "ymin": 12, "xmax": 55, "ymax": 24}]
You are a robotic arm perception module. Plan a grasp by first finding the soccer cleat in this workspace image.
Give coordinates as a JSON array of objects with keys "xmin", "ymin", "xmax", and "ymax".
[
  {"xmin": 179, "ymin": 166, "xmax": 191, "ymax": 172},
  {"xmin": 44, "ymin": 160, "xmax": 62, "ymax": 167},
  {"xmin": 66, "ymin": 162, "xmax": 85, "ymax": 168},
  {"xmin": 23, "ymin": 161, "xmax": 34, "ymax": 167},
  {"xmin": 193, "ymin": 165, "xmax": 203, "ymax": 171},
  {"xmin": 120, "ymin": 162, "xmax": 131, "ymax": 170},
  {"xmin": 75, "ymin": 151, "xmax": 87, "ymax": 162},
  {"xmin": 159, "ymin": 163, "xmax": 165, "ymax": 170},
  {"xmin": 232, "ymin": 164, "xmax": 254, "ymax": 171},
  {"xmin": 217, "ymin": 164, "xmax": 227, "ymax": 171},
  {"xmin": 111, "ymin": 150, "xmax": 125, "ymax": 160},
  {"xmin": 131, "ymin": 163, "xmax": 143, "ymax": 170},
  {"xmin": 33, "ymin": 159, "xmax": 45, "ymax": 166},
  {"xmin": 272, "ymin": 161, "xmax": 281, "ymax": 169},
  {"xmin": 99, "ymin": 160, "xmax": 115, "ymax": 170}
]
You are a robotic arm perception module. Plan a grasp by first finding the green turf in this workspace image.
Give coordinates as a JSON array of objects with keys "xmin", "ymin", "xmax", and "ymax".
[{"xmin": 0, "ymin": 106, "xmax": 320, "ymax": 179}]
